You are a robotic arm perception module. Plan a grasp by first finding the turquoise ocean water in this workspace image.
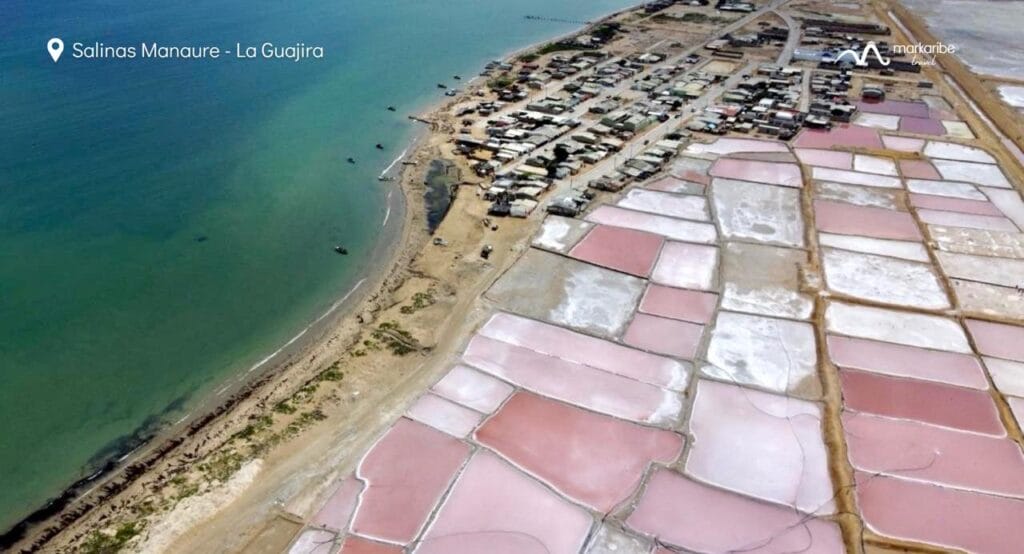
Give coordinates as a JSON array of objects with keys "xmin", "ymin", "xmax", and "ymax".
[{"xmin": 0, "ymin": 0, "xmax": 636, "ymax": 533}]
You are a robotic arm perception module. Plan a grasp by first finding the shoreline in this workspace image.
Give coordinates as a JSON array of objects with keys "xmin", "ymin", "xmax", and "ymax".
[
  {"xmin": 3, "ymin": 4, "xmax": 643, "ymax": 550},
  {"xmin": 0, "ymin": 123, "xmax": 424, "ymax": 552}
]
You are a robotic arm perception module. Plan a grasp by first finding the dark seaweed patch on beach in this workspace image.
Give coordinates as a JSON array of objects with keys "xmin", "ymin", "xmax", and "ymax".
[{"xmin": 424, "ymin": 159, "xmax": 459, "ymax": 234}]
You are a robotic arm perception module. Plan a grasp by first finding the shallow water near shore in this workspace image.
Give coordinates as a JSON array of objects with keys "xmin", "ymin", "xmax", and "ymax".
[{"xmin": 0, "ymin": 0, "xmax": 636, "ymax": 532}]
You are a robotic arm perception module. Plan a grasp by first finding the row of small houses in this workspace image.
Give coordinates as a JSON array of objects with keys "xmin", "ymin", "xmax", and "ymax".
[
  {"xmin": 687, "ymin": 65, "xmax": 818, "ymax": 137},
  {"xmin": 459, "ymin": 97, "xmax": 662, "ymax": 177},
  {"xmin": 457, "ymin": 110, "xmax": 582, "ymax": 176},
  {"xmin": 633, "ymin": 64, "xmax": 715, "ymax": 98},
  {"xmin": 549, "ymin": 136, "xmax": 688, "ymax": 217},
  {"xmin": 480, "ymin": 129, "xmax": 686, "ymax": 219},
  {"xmin": 809, "ymin": 69, "xmax": 858, "ymax": 123},
  {"xmin": 518, "ymin": 57, "xmax": 650, "ymax": 117},
  {"xmin": 512, "ymin": 49, "xmax": 650, "ymax": 98},
  {"xmin": 460, "ymin": 53, "xmax": 677, "ymax": 176}
]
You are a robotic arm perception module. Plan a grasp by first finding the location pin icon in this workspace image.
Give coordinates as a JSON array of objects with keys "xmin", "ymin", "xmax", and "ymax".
[{"xmin": 48, "ymin": 38, "xmax": 64, "ymax": 63}]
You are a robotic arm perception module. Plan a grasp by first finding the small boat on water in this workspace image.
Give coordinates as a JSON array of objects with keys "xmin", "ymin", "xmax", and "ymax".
[
  {"xmin": 375, "ymin": 143, "xmax": 384, "ymax": 150},
  {"xmin": 453, "ymin": 75, "xmax": 461, "ymax": 80},
  {"xmin": 386, "ymin": 106, "xmax": 396, "ymax": 112},
  {"xmin": 436, "ymin": 83, "xmax": 447, "ymax": 89},
  {"xmin": 334, "ymin": 245, "xmax": 348, "ymax": 255},
  {"xmin": 347, "ymin": 157, "xmax": 356, "ymax": 164}
]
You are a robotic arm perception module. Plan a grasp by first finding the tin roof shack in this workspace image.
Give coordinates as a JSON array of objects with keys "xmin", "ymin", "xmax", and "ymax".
[
  {"xmin": 793, "ymin": 48, "xmax": 827, "ymax": 63},
  {"xmin": 705, "ymin": 38, "xmax": 730, "ymax": 52},
  {"xmin": 670, "ymin": 74, "xmax": 714, "ymax": 99},
  {"xmin": 727, "ymin": 33, "xmax": 763, "ymax": 48},
  {"xmin": 589, "ymin": 99, "xmax": 621, "ymax": 115},
  {"xmin": 632, "ymin": 64, "xmax": 687, "ymax": 95},
  {"xmin": 547, "ymin": 193, "xmax": 590, "ymax": 217},
  {"xmin": 644, "ymin": 0, "xmax": 675, "ymax": 14},
  {"xmin": 758, "ymin": 26, "xmax": 790, "ymax": 43},
  {"xmin": 862, "ymin": 83, "xmax": 886, "ymax": 101},
  {"xmin": 526, "ymin": 97, "xmax": 574, "ymax": 115},
  {"xmin": 716, "ymin": 0, "xmax": 755, "ymax": 13},
  {"xmin": 589, "ymin": 174, "xmax": 627, "ymax": 192},
  {"xmin": 601, "ymin": 108, "xmax": 655, "ymax": 133},
  {"xmin": 802, "ymin": 18, "xmax": 888, "ymax": 36},
  {"xmin": 486, "ymin": 176, "xmax": 550, "ymax": 217}
]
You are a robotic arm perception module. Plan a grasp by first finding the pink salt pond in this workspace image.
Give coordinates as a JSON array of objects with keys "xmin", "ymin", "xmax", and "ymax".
[
  {"xmin": 340, "ymin": 536, "xmax": 401, "ymax": 554},
  {"xmin": 967, "ymin": 319, "xmax": 1024, "ymax": 363},
  {"xmin": 794, "ymin": 125, "xmax": 882, "ymax": 149},
  {"xmin": 843, "ymin": 412, "xmax": 1024, "ymax": 498},
  {"xmin": 857, "ymin": 99, "xmax": 931, "ymax": 118},
  {"xmin": 638, "ymin": 284, "xmax": 717, "ymax": 324},
  {"xmin": 685, "ymin": 137, "xmax": 788, "ymax": 156},
  {"xmin": 814, "ymin": 200, "xmax": 922, "ymax": 241},
  {"xmin": 840, "ymin": 370, "xmax": 1005, "ymax": 436},
  {"xmin": 650, "ymin": 241, "xmax": 719, "ymax": 291},
  {"xmin": 313, "ymin": 477, "xmax": 362, "ymax": 531},
  {"xmin": 476, "ymin": 392, "xmax": 682, "ymax": 512},
  {"xmin": 856, "ymin": 471, "xmax": 1024, "ymax": 554},
  {"xmin": 478, "ymin": 312, "xmax": 690, "ymax": 390},
  {"xmin": 463, "ymin": 334, "xmax": 683, "ymax": 425},
  {"xmin": 351, "ymin": 418, "xmax": 469, "ymax": 544},
  {"xmin": 586, "ymin": 205, "xmax": 717, "ymax": 243},
  {"xmin": 430, "ymin": 364, "xmax": 512, "ymax": 414},
  {"xmin": 881, "ymin": 135, "xmax": 924, "ymax": 152},
  {"xmin": 1010, "ymin": 397, "xmax": 1024, "ymax": 428},
  {"xmin": 909, "ymin": 193, "xmax": 1004, "ymax": 216},
  {"xmin": 899, "ymin": 159, "xmax": 941, "ymax": 180},
  {"xmin": 568, "ymin": 224, "xmax": 664, "ymax": 277},
  {"xmin": 709, "ymin": 158, "xmax": 803, "ymax": 187},
  {"xmin": 899, "ymin": 116, "xmax": 946, "ymax": 136},
  {"xmin": 647, "ymin": 174, "xmax": 705, "ymax": 192},
  {"xmin": 627, "ymin": 469, "xmax": 844, "ymax": 553},
  {"xmin": 406, "ymin": 393, "xmax": 483, "ymax": 438},
  {"xmin": 289, "ymin": 529, "xmax": 337, "ymax": 554},
  {"xmin": 415, "ymin": 452, "xmax": 592, "ymax": 554},
  {"xmin": 827, "ymin": 335, "xmax": 988, "ymax": 390},
  {"xmin": 917, "ymin": 209, "xmax": 1018, "ymax": 232},
  {"xmin": 622, "ymin": 312, "xmax": 703, "ymax": 359},
  {"xmin": 685, "ymin": 380, "xmax": 835, "ymax": 514},
  {"xmin": 794, "ymin": 148, "xmax": 852, "ymax": 169}
]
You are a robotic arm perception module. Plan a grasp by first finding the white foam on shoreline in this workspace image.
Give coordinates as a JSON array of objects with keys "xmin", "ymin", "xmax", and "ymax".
[
  {"xmin": 379, "ymin": 146, "xmax": 409, "ymax": 178},
  {"xmin": 243, "ymin": 277, "xmax": 367, "ymax": 377},
  {"xmin": 382, "ymin": 190, "xmax": 393, "ymax": 227}
]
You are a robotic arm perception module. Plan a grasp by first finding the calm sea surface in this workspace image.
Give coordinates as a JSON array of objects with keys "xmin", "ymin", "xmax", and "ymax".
[{"xmin": 0, "ymin": 0, "xmax": 636, "ymax": 531}]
